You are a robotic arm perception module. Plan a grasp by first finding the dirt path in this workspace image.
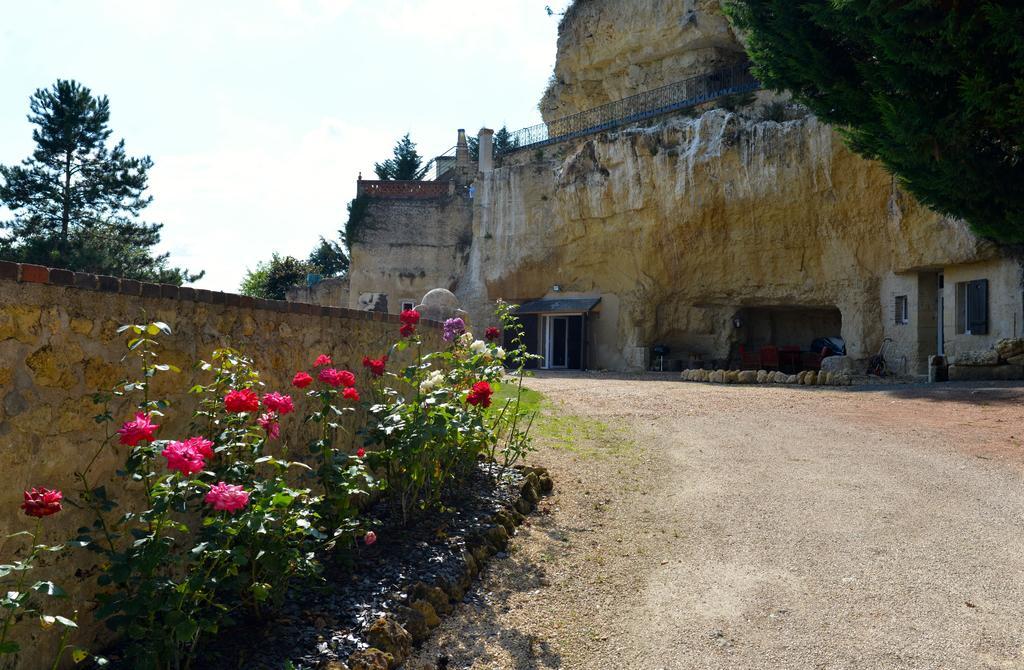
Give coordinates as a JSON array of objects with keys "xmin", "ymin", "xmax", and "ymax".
[{"xmin": 410, "ymin": 375, "xmax": 1024, "ymax": 670}]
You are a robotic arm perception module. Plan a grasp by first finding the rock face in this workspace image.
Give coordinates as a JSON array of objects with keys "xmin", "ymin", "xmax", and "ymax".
[
  {"xmin": 453, "ymin": 0, "xmax": 1012, "ymax": 372},
  {"xmin": 540, "ymin": 0, "xmax": 747, "ymax": 121}
]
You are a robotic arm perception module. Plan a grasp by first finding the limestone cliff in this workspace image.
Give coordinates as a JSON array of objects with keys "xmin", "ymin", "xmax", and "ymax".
[
  {"xmin": 540, "ymin": 0, "xmax": 747, "ymax": 121},
  {"xmin": 460, "ymin": 108, "xmax": 995, "ymax": 369}
]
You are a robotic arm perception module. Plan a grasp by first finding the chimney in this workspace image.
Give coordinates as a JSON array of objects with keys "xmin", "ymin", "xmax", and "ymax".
[
  {"xmin": 456, "ymin": 129, "xmax": 470, "ymax": 167},
  {"xmin": 477, "ymin": 127, "xmax": 494, "ymax": 173}
]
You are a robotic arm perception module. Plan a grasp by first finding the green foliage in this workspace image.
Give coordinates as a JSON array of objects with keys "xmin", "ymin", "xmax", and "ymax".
[
  {"xmin": 467, "ymin": 125, "xmax": 521, "ymax": 161},
  {"xmin": 725, "ymin": 1, "xmax": 1024, "ymax": 243},
  {"xmin": 239, "ymin": 254, "xmax": 315, "ymax": 300},
  {"xmin": 0, "ymin": 80, "xmax": 202, "ymax": 284},
  {"xmin": 307, "ymin": 237, "xmax": 348, "ymax": 278},
  {"xmin": 363, "ymin": 302, "xmax": 538, "ymax": 523},
  {"xmin": 373, "ymin": 133, "xmax": 428, "ymax": 181},
  {"xmin": 77, "ymin": 329, "xmax": 324, "ymax": 669},
  {"xmin": 343, "ymin": 195, "xmax": 371, "ymax": 247}
]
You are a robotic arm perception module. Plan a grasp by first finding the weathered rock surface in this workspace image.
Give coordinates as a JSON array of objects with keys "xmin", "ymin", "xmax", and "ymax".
[
  {"xmin": 996, "ymin": 338, "xmax": 1024, "ymax": 360},
  {"xmin": 458, "ymin": 0, "xmax": 1004, "ymax": 372},
  {"xmin": 365, "ymin": 617, "xmax": 411, "ymax": 666},
  {"xmin": 821, "ymin": 355, "xmax": 853, "ymax": 374},
  {"xmin": 540, "ymin": 0, "xmax": 746, "ymax": 121}
]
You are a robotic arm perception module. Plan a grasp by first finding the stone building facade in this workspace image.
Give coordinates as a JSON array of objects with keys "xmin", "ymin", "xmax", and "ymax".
[{"xmin": 338, "ymin": 0, "xmax": 1024, "ymax": 377}]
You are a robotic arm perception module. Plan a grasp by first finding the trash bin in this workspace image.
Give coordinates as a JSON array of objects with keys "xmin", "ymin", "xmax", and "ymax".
[{"xmin": 928, "ymin": 355, "xmax": 948, "ymax": 383}]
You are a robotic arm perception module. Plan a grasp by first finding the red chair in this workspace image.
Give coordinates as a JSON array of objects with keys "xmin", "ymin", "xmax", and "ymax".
[
  {"xmin": 739, "ymin": 345, "xmax": 761, "ymax": 370},
  {"xmin": 760, "ymin": 345, "xmax": 780, "ymax": 370}
]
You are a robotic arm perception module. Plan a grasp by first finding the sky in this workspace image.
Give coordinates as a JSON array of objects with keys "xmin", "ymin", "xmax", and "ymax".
[{"xmin": 0, "ymin": 0, "xmax": 572, "ymax": 290}]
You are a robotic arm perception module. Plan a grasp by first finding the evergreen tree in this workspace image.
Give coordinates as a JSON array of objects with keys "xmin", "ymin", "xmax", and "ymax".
[
  {"xmin": 725, "ymin": 1, "xmax": 1024, "ymax": 244},
  {"xmin": 0, "ymin": 80, "xmax": 201, "ymax": 283},
  {"xmin": 468, "ymin": 125, "xmax": 520, "ymax": 161},
  {"xmin": 239, "ymin": 254, "xmax": 315, "ymax": 300},
  {"xmin": 307, "ymin": 236, "xmax": 348, "ymax": 277},
  {"xmin": 373, "ymin": 133, "xmax": 428, "ymax": 181}
]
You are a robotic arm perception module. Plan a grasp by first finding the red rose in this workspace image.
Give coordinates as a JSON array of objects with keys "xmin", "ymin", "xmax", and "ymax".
[
  {"xmin": 466, "ymin": 381, "xmax": 493, "ymax": 408},
  {"xmin": 400, "ymin": 309, "xmax": 420, "ymax": 325},
  {"xmin": 362, "ymin": 356, "xmax": 387, "ymax": 377},
  {"xmin": 314, "ymin": 354, "xmax": 332, "ymax": 367},
  {"xmin": 400, "ymin": 323, "xmax": 416, "ymax": 338},
  {"xmin": 318, "ymin": 368, "xmax": 340, "ymax": 387},
  {"xmin": 343, "ymin": 387, "xmax": 360, "ymax": 402},
  {"xmin": 356, "ymin": 447, "xmax": 366, "ymax": 458},
  {"xmin": 485, "ymin": 327, "xmax": 501, "ymax": 341},
  {"xmin": 337, "ymin": 370, "xmax": 356, "ymax": 388},
  {"xmin": 21, "ymin": 487, "xmax": 62, "ymax": 518},
  {"xmin": 224, "ymin": 388, "xmax": 260, "ymax": 413},
  {"xmin": 292, "ymin": 371, "xmax": 314, "ymax": 388}
]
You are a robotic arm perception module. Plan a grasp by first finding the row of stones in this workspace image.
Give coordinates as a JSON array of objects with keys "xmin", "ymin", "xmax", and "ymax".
[
  {"xmin": 680, "ymin": 368, "xmax": 854, "ymax": 386},
  {"xmin": 0, "ymin": 260, "xmax": 432, "ymax": 326},
  {"xmin": 337, "ymin": 466, "xmax": 555, "ymax": 670}
]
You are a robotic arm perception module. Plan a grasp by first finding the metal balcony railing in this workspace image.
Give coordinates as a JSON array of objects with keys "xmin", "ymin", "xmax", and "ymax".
[{"xmin": 499, "ymin": 62, "xmax": 760, "ymax": 156}]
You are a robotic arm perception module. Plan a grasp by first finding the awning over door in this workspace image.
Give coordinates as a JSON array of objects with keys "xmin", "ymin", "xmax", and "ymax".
[{"xmin": 515, "ymin": 297, "xmax": 601, "ymax": 314}]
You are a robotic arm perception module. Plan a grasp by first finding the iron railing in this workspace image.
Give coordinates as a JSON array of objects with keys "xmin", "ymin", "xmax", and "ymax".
[{"xmin": 499, "ymin": 63, "xmax": 760, "ymax": 156}]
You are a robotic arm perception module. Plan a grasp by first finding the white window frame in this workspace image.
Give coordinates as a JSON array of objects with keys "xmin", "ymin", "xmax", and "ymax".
[{"xmin": 895, "ymin": 295, "xmax": 909, "ymax": 325}]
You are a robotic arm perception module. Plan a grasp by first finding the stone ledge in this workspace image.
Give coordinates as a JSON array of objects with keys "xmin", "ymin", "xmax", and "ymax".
[{"xmin": 0, "ymin": 261, "xmax": 442, "ymax": 328}]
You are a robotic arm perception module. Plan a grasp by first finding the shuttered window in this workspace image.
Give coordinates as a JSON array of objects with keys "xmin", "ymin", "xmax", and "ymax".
[{"xmin": 955, "ymin": 279, "xmax": 989, "ymax": 335}]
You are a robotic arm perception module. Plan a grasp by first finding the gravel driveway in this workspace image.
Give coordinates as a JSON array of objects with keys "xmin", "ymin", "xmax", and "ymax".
[{"xmin": 410, "ymin": 375, "xmax": 1024, "ymax": 670}]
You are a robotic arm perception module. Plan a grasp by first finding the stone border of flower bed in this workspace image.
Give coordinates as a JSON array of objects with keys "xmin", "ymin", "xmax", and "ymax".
[
  {"xmin": 680, "ymin": 368, "xmax": 854, "ymax": 386},
  {"xmin": 334, "ymin": 465, "xmax": 554, "ymax": 670}
]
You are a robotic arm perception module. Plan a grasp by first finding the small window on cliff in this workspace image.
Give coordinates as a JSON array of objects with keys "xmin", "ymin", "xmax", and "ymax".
[
  {"xmin": 955, "ymin": 279, "xmax": 989, "ymax": 335},
  {"xmin": 401, "ymin": 300, "xmax": 416, "ymax": 312},
  {"xmin": 895, "ymin": 296, "xmax": 909, "ymax": 325}
]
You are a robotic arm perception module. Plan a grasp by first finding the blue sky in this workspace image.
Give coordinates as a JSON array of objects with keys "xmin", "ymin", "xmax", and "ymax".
[{"xmin": 0, "ymin": 0, "xmax": 571, "ymax": 290}]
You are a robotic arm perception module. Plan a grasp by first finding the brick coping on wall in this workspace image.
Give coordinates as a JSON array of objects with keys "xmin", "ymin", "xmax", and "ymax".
[{"xmin": 0, "ymin": 261, "xmax": 441, "ymax": 327}]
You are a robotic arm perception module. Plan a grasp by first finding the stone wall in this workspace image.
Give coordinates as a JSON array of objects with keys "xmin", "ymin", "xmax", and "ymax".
[
  {"xmin": 286, "ymin": 275, "xmax": 350, "ymax": 307},
  {"xmin": 0, "ymin": 261, "xmax": 439, "ymax": 667},
  {"xmin": 348, "ymin": 190, "xmax": 474, "ymax": 315}
]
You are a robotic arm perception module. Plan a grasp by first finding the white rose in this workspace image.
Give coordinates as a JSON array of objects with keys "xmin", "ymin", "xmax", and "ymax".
[
  {"xmin": 470, "ymin": 339, "xmax": 487, "ymax": 355},
  {"xmin": 458, "ymin": 332, "xmax": 474, "ymax": 347},
  {"xmin": 495, "ymin": 346, "xmax": 506, "ymax": 359}
]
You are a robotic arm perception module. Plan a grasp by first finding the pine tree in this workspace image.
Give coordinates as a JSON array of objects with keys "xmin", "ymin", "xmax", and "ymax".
[
  {"xmin": 468, "ymin": 125, "xmax": 520, "ymax": 161},
  {"xmin": 373, "ymin": 133, "xmax": 428, "ymax": 181},
  {"xmin": 307, "ymin": 236, "xmax": 348, "ymax": 277},
  {"xmin": 725, "ymin": 1, "xmax": 1024, "ymax": 244},
  {"xmin": 0, "ymin": 80, "xmax": 201, "ymax": 282}
]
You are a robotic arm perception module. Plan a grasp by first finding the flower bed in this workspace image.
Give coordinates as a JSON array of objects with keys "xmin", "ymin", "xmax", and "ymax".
[{"xmin": 0, "ymin": 302, "xmax": 542, "ymax": 670}]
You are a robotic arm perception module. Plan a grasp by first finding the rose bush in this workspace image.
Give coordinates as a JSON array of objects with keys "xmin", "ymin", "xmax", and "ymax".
[{"xmin": 5, "ymin": 302, "xmax": 538, "ymax": 668}]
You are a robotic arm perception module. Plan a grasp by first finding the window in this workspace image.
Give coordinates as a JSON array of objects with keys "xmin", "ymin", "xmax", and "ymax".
[
  {"xmin": 895, "ymin": 295, "xmax": 909, "ymax": 325},
  {"xmin": 955, "ymin": 279, "xmax": 989, "ymax": 335},
  {"xmin": 401, "ymin": 300, "xmax": 416, "ymax": 312}
]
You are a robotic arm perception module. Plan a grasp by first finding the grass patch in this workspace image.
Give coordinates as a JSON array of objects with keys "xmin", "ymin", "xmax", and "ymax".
[{"xmin": 490, "ymin": 379, "xmax": 634, "ymax": 460}]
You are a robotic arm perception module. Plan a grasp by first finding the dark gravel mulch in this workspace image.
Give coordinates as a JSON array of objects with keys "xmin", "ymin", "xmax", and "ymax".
[{"xmin": 194, "ymin": 464, "xmax": 527, "ymax": 670}]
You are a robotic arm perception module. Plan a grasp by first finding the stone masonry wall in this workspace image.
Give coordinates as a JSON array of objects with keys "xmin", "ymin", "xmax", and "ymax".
[{"xmin": 0, "ymin": 261, "xmax": 440, "ymax": 667}]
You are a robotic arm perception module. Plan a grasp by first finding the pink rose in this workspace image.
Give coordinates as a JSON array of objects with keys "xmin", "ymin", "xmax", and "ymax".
[
  {"xmin": 118, "ymin": 413, "xmax": 159, "ymax": 446},
  {"xmin": 183, "ymin": 436, "xmax": 215, "ymax": 459},
  {"xmin": 262, "ymin": 392, "xmax": 295, "ymax": 415},
  {"xmin": 205, "ymin": 482, "xmax": 250, "ymax": 514},
  {"xmin": 364, "ymin": 531, "xmax": 377, "ymax": 546},
  {"xmin": 257, "ymin": 413, "xmax": 280, "ymax": 440},
  {"xmin": 292, "ymin": 371, "xmax": 313, "ymax": 388},
  {"xmin": 161, "ymin": 440, "xmax": 206, "ymax": 476},
  {"xmin": 314, "ymin": 354, "xmax": 333, "ymax": 367},
  {"xmin": 21, "ymin": 488, "xmax": 62, "ymax": 518}
]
